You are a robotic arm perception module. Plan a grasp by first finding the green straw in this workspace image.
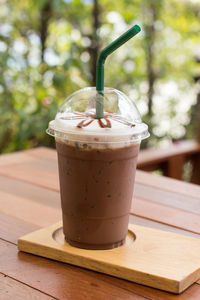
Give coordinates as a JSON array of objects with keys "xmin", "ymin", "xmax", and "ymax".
[{"xmin": 96, "ymin": 24, "xmax": 141, "ymax": 119}]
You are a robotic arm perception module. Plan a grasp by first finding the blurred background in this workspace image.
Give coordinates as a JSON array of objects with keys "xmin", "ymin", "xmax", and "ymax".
[{"xmin": 0, "ymin": 0, "xmax": 200, "ymax": 154}]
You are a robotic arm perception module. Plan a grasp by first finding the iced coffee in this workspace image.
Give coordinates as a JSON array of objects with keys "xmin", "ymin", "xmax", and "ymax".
[{"xmin": 47, "ymin": 87, "xmax": 149, "ymax": 250}]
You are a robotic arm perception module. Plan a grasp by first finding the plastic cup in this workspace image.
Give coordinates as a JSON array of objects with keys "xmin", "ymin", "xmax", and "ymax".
[{"xmin": 47, "ymin": 87, "xmax": 149, "ymax": 250}]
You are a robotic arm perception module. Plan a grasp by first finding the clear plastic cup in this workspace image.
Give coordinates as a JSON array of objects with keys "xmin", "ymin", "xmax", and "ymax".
[{"xmin": 47, "ymin": 87, "xmax": 149, "ymax": 250}]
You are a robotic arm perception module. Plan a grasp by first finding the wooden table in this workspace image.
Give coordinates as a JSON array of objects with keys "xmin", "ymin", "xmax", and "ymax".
[{"xmin": 1, "ymin": 147, "xmax": 200, "ymax": 300}]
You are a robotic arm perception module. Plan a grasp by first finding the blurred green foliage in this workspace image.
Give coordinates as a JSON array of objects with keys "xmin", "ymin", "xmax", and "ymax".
[{"xmin": 0, "ymin": 0, "xmax": 200, "ymax": 153}]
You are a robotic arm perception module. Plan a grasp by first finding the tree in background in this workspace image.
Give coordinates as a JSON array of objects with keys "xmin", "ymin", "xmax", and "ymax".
[{"xmin": 0, "ymin": 0, "xmax": 200, "ymax": 153}]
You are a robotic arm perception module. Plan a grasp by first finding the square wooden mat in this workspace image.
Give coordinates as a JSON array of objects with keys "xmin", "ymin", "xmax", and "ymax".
[{"xmin": 18, "ymin": 222, "xmax": 200, "ymax": 294}]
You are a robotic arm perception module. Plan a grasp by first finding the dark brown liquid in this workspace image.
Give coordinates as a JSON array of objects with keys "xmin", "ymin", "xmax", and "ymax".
[{"xmin": 56, "ymin": 141, "xmax": 140, "ymax": 250}]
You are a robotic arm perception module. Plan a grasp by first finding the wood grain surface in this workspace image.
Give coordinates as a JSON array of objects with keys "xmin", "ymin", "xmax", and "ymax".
[
  {"xmin": 1, "ymin": 147, "xmax": 200, "ymax": 299},
  {"xmin": 0, "ymin": 274, "xmax": 55, "ymax": 300}
]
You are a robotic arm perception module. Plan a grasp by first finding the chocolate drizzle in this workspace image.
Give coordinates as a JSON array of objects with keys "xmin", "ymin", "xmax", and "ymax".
[
  {"xmin": 98, "ymin": 118, "xmax": 111, "ymax": 128},
  {"xmin": 61, "ymin": 111, "xmax": 135, "ymax": 129},
  {"xmin": 77, "ymin": 119, "xmax": 94, "ymax": 128}
]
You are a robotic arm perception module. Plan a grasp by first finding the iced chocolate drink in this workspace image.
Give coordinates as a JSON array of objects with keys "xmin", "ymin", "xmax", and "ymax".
[
  {"xmin": 47, "ymin": 87, "xmax": 149, "ymax": 250},
  {"xmin": 56, "ymin": 140, "xmax": 140, "ymax": 249}
]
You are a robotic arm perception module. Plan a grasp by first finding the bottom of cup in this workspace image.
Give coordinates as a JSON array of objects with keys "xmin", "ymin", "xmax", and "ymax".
[{"xmin": 65, "ymin": 237, "xmax": 126, "ymax": 250}]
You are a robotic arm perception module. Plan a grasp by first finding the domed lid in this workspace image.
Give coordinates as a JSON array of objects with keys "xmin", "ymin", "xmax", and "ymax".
[{"xmin": 47, "ymin": 87, "xmax": 149, "ymax": 143}]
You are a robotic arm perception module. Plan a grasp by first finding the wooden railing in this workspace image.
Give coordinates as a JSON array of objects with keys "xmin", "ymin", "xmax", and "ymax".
[{"xmin": 137, "ymin": 140, "xmax": 200, "ymax": 184}]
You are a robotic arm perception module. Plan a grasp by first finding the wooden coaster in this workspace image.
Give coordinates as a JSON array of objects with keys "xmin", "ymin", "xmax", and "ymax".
[{"xmin": 18, "ymin": 222, "xmax": 200, "ymax": 294}]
